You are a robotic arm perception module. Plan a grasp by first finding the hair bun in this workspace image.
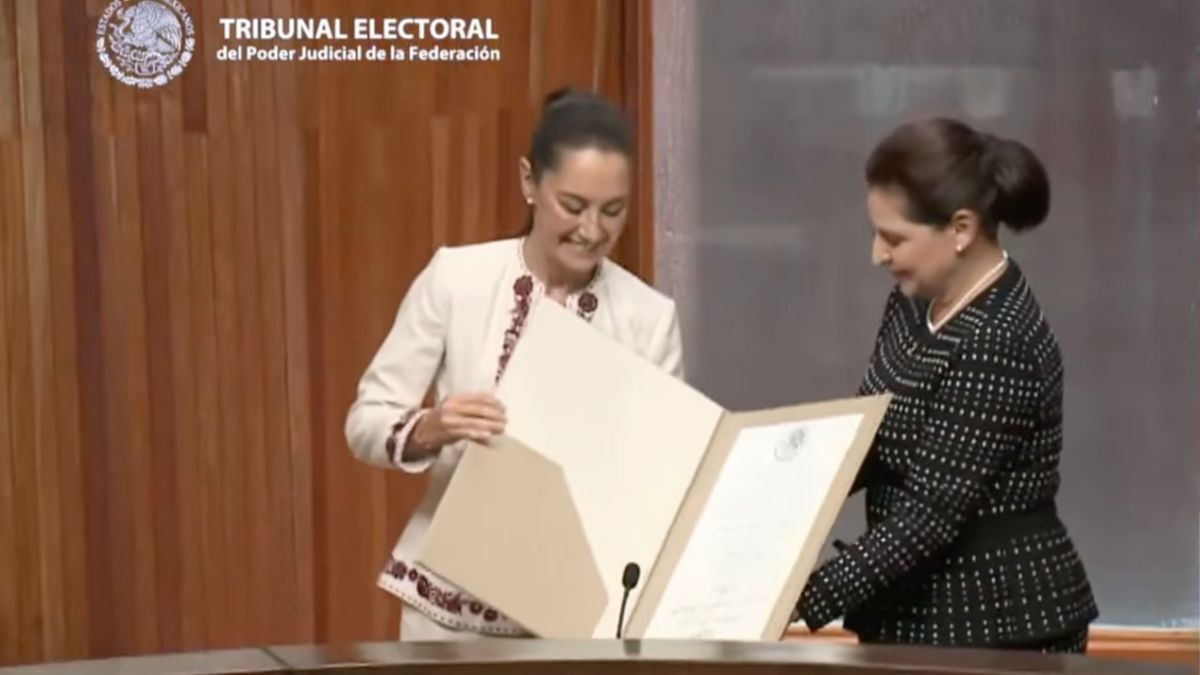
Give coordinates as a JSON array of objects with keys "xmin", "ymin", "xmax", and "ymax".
[
  {"xmin": 864, "ymin": 117, "xmax": 1051, "ymax": 235},
  {"xmin": 542, "ymin": 86, "xmax": 584, "ymax": 110},
  {"xmin": 986, "ymin": 135, "xmax": 1050, "ymax": 232}
]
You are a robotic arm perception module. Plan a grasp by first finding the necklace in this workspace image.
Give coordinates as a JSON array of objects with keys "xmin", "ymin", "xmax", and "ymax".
[{"xmin": 914, "ymin": 251, "xmax": 1009, "ymax": 355}]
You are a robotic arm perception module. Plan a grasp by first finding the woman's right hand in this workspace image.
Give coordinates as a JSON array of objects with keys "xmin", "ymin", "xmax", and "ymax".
[{"xmin": 407, "ymin": 392, "xmax": 507, "ymax": 456}]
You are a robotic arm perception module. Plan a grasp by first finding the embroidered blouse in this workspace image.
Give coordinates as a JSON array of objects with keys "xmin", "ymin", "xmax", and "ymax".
[{"xmin": 345, "ymin": 237, "xmax": 684, "ymax": 634}]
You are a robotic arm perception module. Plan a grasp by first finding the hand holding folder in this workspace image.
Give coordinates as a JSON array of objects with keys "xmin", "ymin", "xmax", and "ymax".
[{"xmin": 417, "ymin": 300, "xmax": 890, "ymax": 640}]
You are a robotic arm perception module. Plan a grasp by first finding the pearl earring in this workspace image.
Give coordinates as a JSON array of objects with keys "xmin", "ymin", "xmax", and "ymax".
[{"xmin": 955, "ymin": 244, "xmax": 963, "ymax": 254}]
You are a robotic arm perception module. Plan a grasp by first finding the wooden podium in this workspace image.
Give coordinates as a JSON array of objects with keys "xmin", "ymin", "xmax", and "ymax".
[{"xmin": 1, "ymin": 640, "xmax": 1189, "ymax": 675}]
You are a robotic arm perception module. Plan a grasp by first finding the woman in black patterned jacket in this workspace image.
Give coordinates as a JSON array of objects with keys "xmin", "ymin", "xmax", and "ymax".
[{"xmin": 793, "ymin": 118, "xmax": 1098, "ymax": 652}]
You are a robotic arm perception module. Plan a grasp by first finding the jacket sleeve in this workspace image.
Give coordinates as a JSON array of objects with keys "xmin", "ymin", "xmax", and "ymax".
[
  {"xmin": 798, "ymin": 327, "xmax": 1039, "ymax": 630},
  {"xmin": 344, "ymin": 247, "xmax": 450, "ymax": 472}
]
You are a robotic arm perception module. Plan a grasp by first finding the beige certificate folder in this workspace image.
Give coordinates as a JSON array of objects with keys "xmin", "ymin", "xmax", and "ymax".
[{"xmin": 416, "ymin": 300, "xmax": 890, "ymax": 640}]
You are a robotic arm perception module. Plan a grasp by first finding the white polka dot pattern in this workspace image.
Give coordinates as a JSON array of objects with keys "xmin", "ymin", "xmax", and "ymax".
[{"xmin": 796, "ymin": 262, "xmax": 1098, "ymax": 648}]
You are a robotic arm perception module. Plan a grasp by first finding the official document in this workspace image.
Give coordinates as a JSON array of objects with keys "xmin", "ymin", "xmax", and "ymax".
[
  {"xmin": 641, "ymin": 415, "xmax": 865, "ymax": 638},
  {"xmin": 418, "ymin": 299, "xmax": 890, "ymax": 640}
]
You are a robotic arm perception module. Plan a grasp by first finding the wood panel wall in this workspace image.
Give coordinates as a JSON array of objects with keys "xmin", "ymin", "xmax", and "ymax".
[{"xmin": 0, "ymin": 0, "xmax": 653, "ymax": 666}]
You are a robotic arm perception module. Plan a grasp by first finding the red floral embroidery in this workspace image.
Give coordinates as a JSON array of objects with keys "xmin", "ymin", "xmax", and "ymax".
[
  {"xmin": 496, "ymin": 275, "xmax": 536, "ymax": 383},
  {"xmin": 578, "ymin": 291, "xmax": 598, "ymax": 320},
  {"xmin": 384, "ymin": 557, "xmax": 505, "ymax": 622}
]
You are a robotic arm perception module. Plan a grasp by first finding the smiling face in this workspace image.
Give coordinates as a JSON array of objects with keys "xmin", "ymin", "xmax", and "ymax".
[
  {"xmin": 521, "ymin": 146, "xmax": 631, "ymax": 277},
  {"xmin": 867, "ymin": 185, "xmax": 960, "ymax": 300}
]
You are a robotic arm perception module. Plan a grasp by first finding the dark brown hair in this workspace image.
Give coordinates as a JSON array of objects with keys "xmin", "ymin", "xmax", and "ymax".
[
  {"xmin": 521, "ymin": 87, "xmax": 633, "ymax": 234},
  {"xmin": 865, "ymin": 118, "xmax": 1050, "ymax": 233}
]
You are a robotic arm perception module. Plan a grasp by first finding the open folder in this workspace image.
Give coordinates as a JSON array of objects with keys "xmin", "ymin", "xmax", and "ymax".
[{"xmin": 416, "ymin": 299, "xmax": 891, "ymax": 641}]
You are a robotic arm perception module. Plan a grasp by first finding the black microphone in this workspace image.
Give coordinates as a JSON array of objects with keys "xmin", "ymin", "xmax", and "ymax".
[{"xmin": 615, "ymin": 562, "xmax": 640, "ymax": 639}]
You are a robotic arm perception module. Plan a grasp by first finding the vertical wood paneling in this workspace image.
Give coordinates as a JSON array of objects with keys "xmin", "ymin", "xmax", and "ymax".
[
  {"xmin": 543, "ymin": 0, "xmax": 599, "ymax": 92},
  {"xmin": 6, "ymin": 21, "xmax": 42, "ymax": 651},
  {"xmin": 303, "ymin": 125, "xmax": 330, "ymax": 642},
  {"xmin": 184, "ymin": 131, "xmax": 228, "ymax": 648},
  {"xmin": 272, "ymin": 0, "xmax": 316, "ymax": 644},
  {"xmin": 88, "ymin": 0, "xmax": 114, "ymax": 139},
  {"xmin": 94, "ymin": 131, "xmax": 133, "ymax": 655},
  {"xmin": 0, "ymin": 0, "xmax": 16, "ymax": 138},
  {"xmin": 0, "ymin": 0, "xmax": 654, "ymax": 665},
  {"xmin": 223, "ymin": 0, "xmax": 271, "ymax": 642},
  {"xmin": 61, "ymin": 0, "xmax": 112, "ymax": 657},
  {"xmin": 115, "ymin": 74, "xmax": 160, "ymax": 655},
  {"xmin": 5, "ymin": 136, "xmax": 43, "ymax": 664},
  {"xmin": 15, "ymin": 0, "xmax": 61, "ymax": 662},
  {"xmin": 592, "ymin": 0, "xmax": 608, "ymax": 90},
  {"xmin": 0, "ymin": 140, "xmax": 22, "ymax": 666},
  {"xmin": 136, "ymin": 88, "xmax": 183, "ymax": 653},
  {"xmin": 252, "ymin": 15, "xmax": 299, "ymax": 639},
  {"xmin": 621, "ymin": 0, "xmax": 655, "ymax": 281},
  {"xmin": 160, "ymin": 78, "xmax": 202, "ymax": 651},
  {"xmin": 310, "ymin": 59, "xmax": 341, "ymax": 640},
  {"xmin": 431, "ymin": 117, "xmax": 451, "ymax": 247},
  {"xmin": 37, "ymin": 0, "xmax": 90, "ymax": 659},
  {"xmin": 201, "ymin": 0, "xmax": 248, "ymax": 645},
  {"xmin": 527, "ymin": 0, "xmax": 546, "ymax": 105}
]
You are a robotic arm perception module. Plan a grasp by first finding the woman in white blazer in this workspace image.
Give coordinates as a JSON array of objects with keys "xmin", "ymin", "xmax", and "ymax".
[{"xmin": 344, "ymin": 88, "xmax": 685, "ymax": 641}]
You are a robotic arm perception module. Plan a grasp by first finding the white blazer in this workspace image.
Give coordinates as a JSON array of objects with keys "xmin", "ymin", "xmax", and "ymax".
[{"xmin": 344, "ymin": 237, "xmax": 684, "ymax": 634}]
